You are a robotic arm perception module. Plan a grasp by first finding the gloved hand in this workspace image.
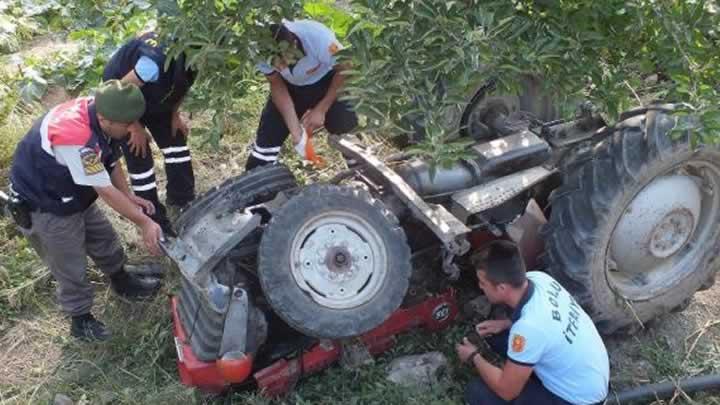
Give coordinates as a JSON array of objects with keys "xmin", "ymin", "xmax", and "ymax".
[{"xmin": 293, "ymin": 127, "xmax": 325, "ymax": 167}]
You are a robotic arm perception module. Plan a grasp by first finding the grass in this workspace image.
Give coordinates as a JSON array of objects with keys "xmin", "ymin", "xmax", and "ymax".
[
  {"xmin": 2, "ymin": 40, "xmax": 720, "ymax": 405},
  {"xmin": 3, "ymin": 101, "xmax": 720, "ymax": 404}
]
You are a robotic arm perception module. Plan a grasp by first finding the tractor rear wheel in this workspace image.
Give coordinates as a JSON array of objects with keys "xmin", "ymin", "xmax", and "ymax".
[
  {"xmin": 544, "ymin": 109, "xmax": 720, "ymax": 334},
  {"xmin": 257, "ymin": 184, "xmax": 412, "ymax": 339}
]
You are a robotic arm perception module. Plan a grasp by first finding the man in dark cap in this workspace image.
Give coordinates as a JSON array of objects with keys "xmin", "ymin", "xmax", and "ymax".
[
  {"xmin": 8, "ymin": 80, "xmax": 164, "ymax": 341},
  {"xmin": 104, "ymin": 32, "xmax": 197, "ymax": 235}
]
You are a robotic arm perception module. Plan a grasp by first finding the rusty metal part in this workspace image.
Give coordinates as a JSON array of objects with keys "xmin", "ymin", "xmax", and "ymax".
[
  {"xmin": 329, "ymin": 136, "xmax": 471, "ymax": 255},
  {"xmin": 161, "ymin": 193, "xmax": 288, "ymax": 312},
  {"xmin": 451, "ymin": 166, "xmax": 554, "ymax": 222},
  {"xmin": 506, "ymin": 198, "xmax": 548, "ymax": 270}
]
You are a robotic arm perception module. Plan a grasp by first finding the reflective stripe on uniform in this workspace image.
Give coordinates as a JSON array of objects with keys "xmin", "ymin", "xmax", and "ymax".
[
  {"xmin": 253, "ymin": 143, "xmax": 281, "ymax": 153},
  {"xmin": 165, "ymin": 156, "xmax": 192, "ymax": 164},
  {"xmin": 161, "ymin": 146, "xmax": 190, "ymax": 155},
  {"xmin": 250, "ymin": 150, "xmax": 278, "ymax": 162},
  {"xmin": 130, "ymin": 168, "xmax": 155, "ymax": 180},
  {"xmin": 132, "ymin": 182, "xmax": 158, "ymax": 192}
]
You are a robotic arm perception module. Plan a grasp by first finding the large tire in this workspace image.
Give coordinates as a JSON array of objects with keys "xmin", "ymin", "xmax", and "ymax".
[
  {"xmin": 175, "ymin": 165, "xmax": 297, "ymax": 361},
  {"xmin": 257, "ymin": 184, "xmax": 412, "ymax": 339},
  {"xmin": 457, "ymin": 76, "xmax": 561, "ymax": 141},
  {"xmin": 176, "ymin": 164, "xmax": 297, "ymax": 232},
  {"xmin": 175, "ymin": 164, "xmax": 297, "ymax": 285},
  {"xmin": 544, "ymin": 110, "xmax": 720, "ymax": 334}
]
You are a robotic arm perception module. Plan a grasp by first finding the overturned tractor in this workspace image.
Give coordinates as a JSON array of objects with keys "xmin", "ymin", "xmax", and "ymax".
[{"xmin": 163, "ymin": 83, "xmax": 720, "ymax": 393}]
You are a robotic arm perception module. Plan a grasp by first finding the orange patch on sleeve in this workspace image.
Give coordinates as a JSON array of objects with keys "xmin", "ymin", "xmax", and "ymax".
[{"xmin": 511, "ymin": 334, "xmax": 526, "ymax": 353}]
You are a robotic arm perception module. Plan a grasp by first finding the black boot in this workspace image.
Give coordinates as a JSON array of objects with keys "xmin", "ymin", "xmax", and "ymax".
[
  {"xmin": 110, "ymin": 270, "xmax": 161, "ymax": 301},
  {"xmin": 71, "ymin": 313, "xmax": 111, "ymax": 341},
  {"xmin": 125, "ymin": 263, "xmax": 166, "ymax": 279}
]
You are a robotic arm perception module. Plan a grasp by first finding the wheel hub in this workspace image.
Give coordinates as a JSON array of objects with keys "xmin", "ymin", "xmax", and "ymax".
[
  {"xmin": 327, "ymin": 248, "xmax": 351, "ymax": 272},
  {"xmin": 292, "ymin": 215, "xmax": 386, "ymax": 310},
  {"xmin": 648, "ymin": 208, "xmax": 694, "ymax": 258},
  {"xmin": 610, "ymin": 175, "xmax": 701, "ymax": 274}
]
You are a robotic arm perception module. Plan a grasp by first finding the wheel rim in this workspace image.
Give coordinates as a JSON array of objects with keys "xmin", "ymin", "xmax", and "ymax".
[
  {"xmin": 607, "ymin": 161, "xmax": 720, "ymax": 300},
  {"xmin": 290, "ymin": 211, "xmax": 388, "ymax": 309}
]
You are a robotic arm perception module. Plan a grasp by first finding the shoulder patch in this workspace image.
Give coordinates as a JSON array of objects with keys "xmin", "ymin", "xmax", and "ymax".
[
  {"xmin": 144, "ymin": 36, "xmax": 159, "ymax": 48},
  {"xmin": 511, "ymin": 334, "xmax": 526, "ymax": 353},
  {"xmin": 79, "ymin": 147, "xmax": 104, "ymax": 175},
  {"xmin": 328, "ymin": 42, "xmax": 340, "ymax": 55}
]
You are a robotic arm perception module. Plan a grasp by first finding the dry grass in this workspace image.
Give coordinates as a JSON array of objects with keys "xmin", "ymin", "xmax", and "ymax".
[
  {"xmin": 3, "ymin": 111, "xmax": 720, "ymax": 403},
  {"xmin": 2, "ymin": 39, "xmax": 720, "ymax": 405}
]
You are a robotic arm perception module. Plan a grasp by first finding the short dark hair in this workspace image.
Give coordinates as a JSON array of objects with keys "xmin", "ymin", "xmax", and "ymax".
[
  {"xmin": 270, "ymin": 23, "xmax": 296, "ymax": 44},
  {"xmin": 471, "ymin": 240, "xmax": 526, "ymax": 288}
]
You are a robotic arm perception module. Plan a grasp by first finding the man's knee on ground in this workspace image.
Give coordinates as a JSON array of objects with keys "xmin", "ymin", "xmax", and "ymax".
[
  {"xmin": 325, "ymin": 108, "xmax": 358, "ymax": 135},
  {"xmin": 465, "ymin": 378, "xmax": 500, "ymax": 405}
]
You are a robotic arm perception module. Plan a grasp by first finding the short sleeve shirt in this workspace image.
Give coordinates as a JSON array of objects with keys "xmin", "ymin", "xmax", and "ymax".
[
  {"xmin": 507, "ymin": 272, "xmax": 610, "ymax": 404},
  {"xmin": 134, "ymin": 55, "xmax": 160, "ymax": 83},
  {"xmin": 53, "ymin": 145, "xmax": 113, "ymax": 187},
  {"xmin": 257, "ymin": 19, "xmax": 343, "ymax": 86}
]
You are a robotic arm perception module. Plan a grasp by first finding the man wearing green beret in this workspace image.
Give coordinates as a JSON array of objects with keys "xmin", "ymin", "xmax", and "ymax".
[{"xmin": 8, "ymin": 80, "xmax": 164, "ymax": 341}]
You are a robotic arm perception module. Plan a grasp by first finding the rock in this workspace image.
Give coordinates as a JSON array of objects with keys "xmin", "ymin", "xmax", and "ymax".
[
  {"xmin": 53, "ymin": 394, "xmax": 74, "ymax": 405},
  {"xmin": 386, "ymin": 352, "xmax": 448, "ymax": 389},
  {"xmin": 340, "ymin": 342, "xmax": 374, "ymax": 370},
  {"xmin": 463, "ymin": 295, "xmax": 492, "ymax": 320}
]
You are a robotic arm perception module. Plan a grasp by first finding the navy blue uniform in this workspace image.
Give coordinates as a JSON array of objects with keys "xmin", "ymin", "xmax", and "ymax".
[
  {"xmin": 9, "ymin": 97, "xmax": 127, "ymax": 316},
  {"xmin": 103, "ymin": 32, "xmax": 196, "ymax": 222},
  {"xmin": 11, "ymin": 98, "xmax": 121, "ymax": 215}
]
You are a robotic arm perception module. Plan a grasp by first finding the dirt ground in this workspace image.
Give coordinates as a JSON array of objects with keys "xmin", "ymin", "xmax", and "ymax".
[
  {"xmin": 2, "ymin": 133, "xmax": 719, "ymax": 403},
  {"xmin": 1, "ymin": 38, "xmax": 719, "ymax": 405}
]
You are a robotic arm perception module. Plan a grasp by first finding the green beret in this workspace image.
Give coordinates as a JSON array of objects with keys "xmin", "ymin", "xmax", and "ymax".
[{"xmin": 95, "ymin": 80, "xmax": 146, "ymax": 123}]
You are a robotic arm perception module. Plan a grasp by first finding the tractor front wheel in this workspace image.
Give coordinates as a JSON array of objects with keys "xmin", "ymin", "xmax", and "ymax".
[{"xmin": 257, "ymin": 184, "xmax": 412, "ymax": 339}]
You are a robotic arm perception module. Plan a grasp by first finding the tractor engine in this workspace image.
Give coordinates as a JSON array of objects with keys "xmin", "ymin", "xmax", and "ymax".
[{"xmin": 394, "ymin": 131, "xmax": 551, "ymax": 198}]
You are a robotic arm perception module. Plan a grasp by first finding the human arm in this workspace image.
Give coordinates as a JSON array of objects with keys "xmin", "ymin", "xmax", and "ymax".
[
  {"xmin": 56, "ymin": 145, "xmax": 162, "ymax": 255},
  {"xmin": 118, "ymin": 57, "xmax": 157, "ymax": 156},
  {"xmin": 109, "ymin": 163, "xmax": 155, "ymax": 216},
  {"xmin": 267, "ymin": 72, "xmax": 304, "ymax": 143},
  {"xmin": 456, "ymin": 337, "xmax": 534, "ymax": 401},
  {"xmin": 301, "ymin": 63, "xmax": 348, "ymax": 134},
  {"xmin": 95, "ymin": 183, "xmax": 162, "ymax": 255},
  {"xmin": 475, "ymin": 319, "xmax": 513, "ymax": 337}
]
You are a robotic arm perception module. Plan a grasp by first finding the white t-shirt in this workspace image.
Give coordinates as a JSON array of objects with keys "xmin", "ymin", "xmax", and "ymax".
[
  {"xmin": 257, "ymin": 19, "xmax": 343, "ymax": 86},
  {"xmin": 508, "ymin": 272, "xmax": 609, "ymax": 404}
]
